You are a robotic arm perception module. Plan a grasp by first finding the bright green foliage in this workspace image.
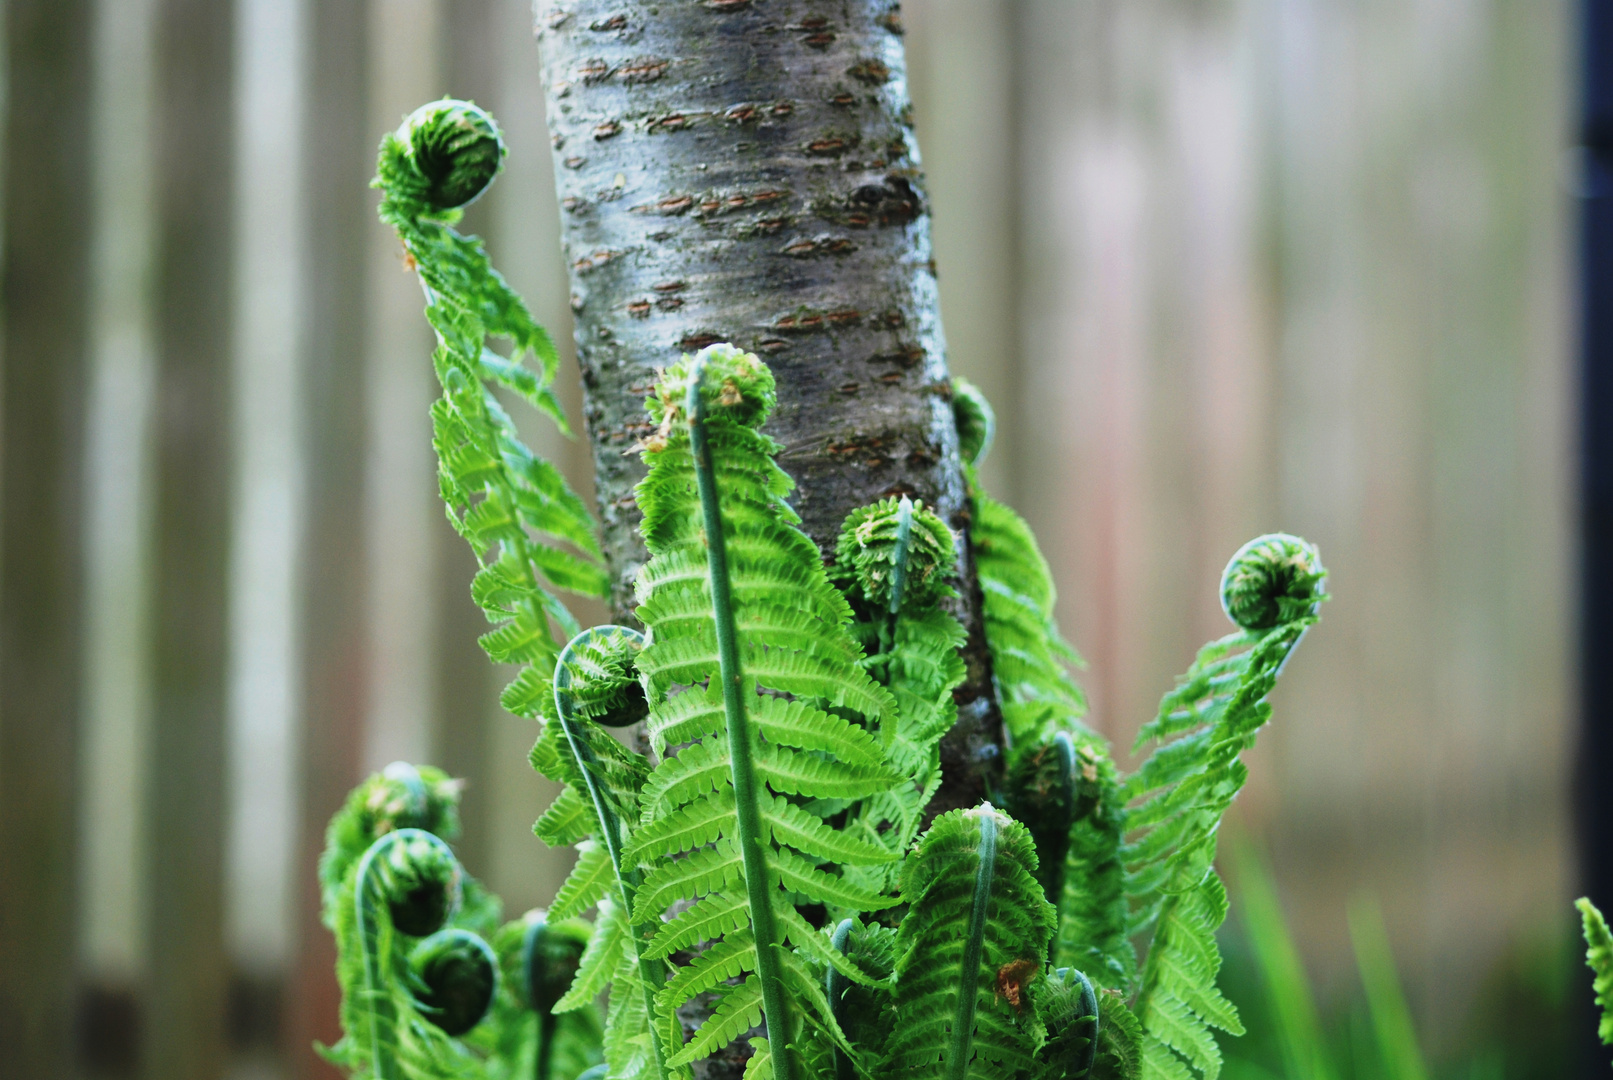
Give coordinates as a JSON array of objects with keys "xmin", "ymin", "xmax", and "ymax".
[
  {"xmin": 952, "ymin": 378, "xmax": 1132, "ymax": 994},
  {"xmin": 888, "ymin": 805, "xmax": 1056, "ymax": 1079},
  {"xmin": 627, "ymin": 345, "xmax": 901, "ymax": 1072},
  {"xmin": 545, "ymin": 625, "xmax": 676, "ymax": 1080},
  {"xmin": 832, "ymin": 496, "xmax": 967, "ymax": 878},
  {"xmin": 1579, "ymin": 897, "xmax": 1613, "ymax": 1056},
  {"xmin": 322, "ymin": 827, "xmax": 488, "ymax": 1079},
  {"xmin": 363, "ymin": 93, "xmax": 1338, "ymax": 1077},
  {"xmin": 1053, "ymin": 743, "xmax": 1133, "ymax": 995},
  {"xmin": 1034, "ymin": 967, "xmax": 1100, "ymax": 1080},
  {"xmin": 1124, "ymin": 535, "xmax": 1325, "ymax": 1080},
  {"xmin": 320, "ymin": 765, "xmax": 605, "ymax": 1080},
  {"xmin": 477, "ymin": 912, "xmax": 601, "ymax": 1080},
  {"xmin": 374, "ymin": 98, "xmax": 607, "ymax": 727}
]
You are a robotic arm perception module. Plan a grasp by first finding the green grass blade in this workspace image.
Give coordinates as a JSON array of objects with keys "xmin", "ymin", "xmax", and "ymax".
[
  {"xmin": 1228, "ymin": 839, "xmax": 1335, "ymax": 1080},
  {"xmin": 1347, "ymin": 896, "xmax": 1428, "ymax": 1080}
]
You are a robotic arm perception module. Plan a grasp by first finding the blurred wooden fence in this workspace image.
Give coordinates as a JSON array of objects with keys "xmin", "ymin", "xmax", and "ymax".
[{"xmin": 0, "ymin": 1, "xmax": 1573, "ymax": 1077}]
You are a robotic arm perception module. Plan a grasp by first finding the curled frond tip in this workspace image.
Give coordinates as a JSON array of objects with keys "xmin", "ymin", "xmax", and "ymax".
[{"xmin": 1220, "ymin": 532, "xmax": 1326, "ymax": 631}]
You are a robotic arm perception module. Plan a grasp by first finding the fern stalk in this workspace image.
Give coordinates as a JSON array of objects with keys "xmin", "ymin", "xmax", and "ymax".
[
  {"xmin": 551, "ymin": 628, "xmax": 670, "ymax": 1080},
  {"xmin": 947, "ymin": 805, "xmax": 999, "ymax": 1080},
  {"xmin": 685, "ymin": 354, "xmax": 795, "ymax": 1080}
]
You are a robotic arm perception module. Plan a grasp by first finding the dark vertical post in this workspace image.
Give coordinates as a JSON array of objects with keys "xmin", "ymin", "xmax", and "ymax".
[
  {"xmin": 145, "ymin": 0, "xmax": 235, "ymax": 1077},
  {"xmin": 291, "ymin": 4, "xmax": 370, "ymax": 1077},
  {"xmin": 1581, "ymin": 2, "xmax": 1613, "ymax": 1076},
  {"xmin": 0, "ymin": 0, "xmax": 94, "ymax": 1075}
]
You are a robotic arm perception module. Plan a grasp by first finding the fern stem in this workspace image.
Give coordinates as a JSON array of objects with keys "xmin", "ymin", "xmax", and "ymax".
[
  {"xmin": 354, "ymin": 829, "xmax": 457, "ymax": 1080},
  {"xmin": 946, "ymin": 805, "xmax": 999, "ymax": 1080},
  {"xmin": 878, "ymin": 495, "xmax": 915, "ymax": 658},
  {"xmin": 553, "ymin": 627, "xmax": 670, "ymax": 1080},
  {"xmin": 686, "ymin": 356, "xmax": 796, "ymax": 1080},
  {"xmin": 826, "ymin": 919, "xmax": 856, "ymax": 1080}
]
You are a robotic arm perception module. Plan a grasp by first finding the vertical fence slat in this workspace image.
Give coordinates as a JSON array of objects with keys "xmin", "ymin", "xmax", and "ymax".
[
  {"xmin": 290, "ymin": 0, "xmax": 370, "ymax": 1074},
  {"xmin": 0, "ymin": 0, "xmax": 95, "ymax": 1075},
  {"xmin": 145, "ymin": 0, "xmax": 235, "ymax": 1075}
]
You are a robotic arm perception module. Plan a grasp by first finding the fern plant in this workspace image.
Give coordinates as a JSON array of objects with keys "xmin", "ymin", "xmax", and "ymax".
[
  {"xmin": 1579, "ymin": 897, "xmax": 1613, "ymax": 1063},
  {"xmin": 343, "ymin": 98, "xmax": 1334, "ymax": 1080},
  {"xmin": 318, "ymin": 762, "xmax": 605, "ymax": 1080}
]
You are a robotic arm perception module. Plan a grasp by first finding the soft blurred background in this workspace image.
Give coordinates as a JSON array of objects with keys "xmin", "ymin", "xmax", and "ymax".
[{"xmin": 0, "ymin": 1, "xmax": 1588, "ymax": 1079}]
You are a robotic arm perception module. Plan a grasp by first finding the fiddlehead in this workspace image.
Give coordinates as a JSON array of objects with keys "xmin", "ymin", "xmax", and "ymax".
[
  {"xmin": 1578, "ymin": 897, "xmax": 1613, "ymax": 1057},
  {"xmin": 319, "ymin": 762, "xmax": 465, "ymax": 921},
  {"xmin": 1124, "ymin": 535, "xmax": 1325, "ymax": 1080},
  {"xmin": 374, "ymin": 98, "xmax": 607, "ymax": 736},
  {"xmin": 888, "ymin": 804, "xmax": 1056, "ymax": 1080},
  {"xmin": 1003, "ymin": 733, "xmax": 1081, "ymax": 926},
  {"xmin": 546, "ymin": 625, "xmax": 672, "ymax": 1080},
  {"xmin": 627, "ymin": 345, "xmax": 900, "ymax": 1076},
  {"xmin": 520, "ymin": 913, "xmax": 593, "ymax": 1080},
  {"xmin": 1033, "ymin": 967, "xmax": 1100, "ymax": 1080},
  {"xmin": 832, "ymin": 495, "xmax": 967, "ymax": 881},
  {"xmin": 409, "ymin": 928, "xmax": 499, "ymax": 1037},
  {"xmin": 346, "ymin": 828, "xmax": 470, "ymax": 1079}
]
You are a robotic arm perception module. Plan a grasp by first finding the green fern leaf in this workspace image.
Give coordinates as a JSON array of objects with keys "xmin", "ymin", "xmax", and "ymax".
[
  {"xmin": 547, "ymin": 840, "xmax": 613, "ymax": 922},
  {"xmin": 628, "ymin": 346, "xmax": 904, "ymax": 1076},
  {"xmin": 950, "ymin": 380, "xmax": 1132, "ymax": 988},
  {"xmin": 374, "ymin": 99, "xmax": 605, "ymax": 723},
  {"xmin": 831, "ymin": 496, "xmax": 968, "ymax": 883},
  {"xmin": 1125, "ymin": 535, "xmax": 1326, "ymax": 1080},
  {"xmin": 888, "ymin": 804, "xmax": 1056, "ymax": 1080},
  {"xmin": 1577, "ymin": 897, "xmax": 1613, "ymax": 1053}
]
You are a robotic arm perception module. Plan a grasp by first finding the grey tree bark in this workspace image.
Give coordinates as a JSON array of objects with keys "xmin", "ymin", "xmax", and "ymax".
[{"xmin": 533, "ymin": 0, "xmax": 1005, "ymax": 829}]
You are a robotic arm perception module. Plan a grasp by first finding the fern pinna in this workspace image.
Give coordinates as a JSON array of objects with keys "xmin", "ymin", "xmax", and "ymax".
[{"xmin": 359, "ymin": 97, "xmax": 1338, "ymax": 1080}]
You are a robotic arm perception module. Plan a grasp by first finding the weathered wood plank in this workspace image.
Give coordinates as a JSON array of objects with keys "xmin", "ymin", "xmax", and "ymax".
[
  {"xmin": 144, "ymin": 0, "xmax": 236, "ymax": 1075},
  {"xmin": 0, "ymin": 0, "xmax": 95, "ymax": 1074}
]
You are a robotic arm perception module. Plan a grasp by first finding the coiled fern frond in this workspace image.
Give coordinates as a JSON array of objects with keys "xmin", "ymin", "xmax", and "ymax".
[
  {"xmin": 322, "ymin": 826, "xmax": 491, "ymax": 1079},
  {"xmin": 374, "ymin": 98, "xmax": 607, "ymax": 724},
  {"xmin": 626, "ymin": 345, "xmax": 902, "ymax": 1076},
  {"xmin": 887, "ymin": 804, "xmax": 1056, "ymax": 1079},
  {"xmin": 1124, "ymin": 535, "xmax": 1326, "ymax": 1080},
  {"xmin": 832, "ymin": 495, "xmax": 967, "ymax": 879}
]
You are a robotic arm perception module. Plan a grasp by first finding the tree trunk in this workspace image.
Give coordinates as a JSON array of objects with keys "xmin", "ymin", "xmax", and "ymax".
[{"xmin": 534, "ymin": 0, "xmax": 1004, "ymax": 821}]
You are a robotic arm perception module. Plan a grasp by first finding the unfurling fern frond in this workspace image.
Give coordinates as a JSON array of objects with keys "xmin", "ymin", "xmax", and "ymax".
[
  {"xmin": 542, "ymin": 625, "xmax": 673, "ymax": 1080},
  {"xmin": 888, "ymin": 804, "xmax": 1056, "ymax": 1080},
  {"xmin": 1033, "ymin": 967, "xmax": 1100, "ymax": 1080},
  {"xmin": 477, "ymin": 910, "xmax": 601, "ymax": 1080},
  {"xmin": 1125, "ymin": 534, "xmax": 1326, "ymax": 1080},
  {"xmin": 319, "ymin": 762, "xmax": 466, "ymax": 921},
  {"xmin": 832, "ymin": 495, "xmax": 967, "ymax": 874},
  {"xmin": 322, "ymin": 827, "xmax": 490, "ymax": 1079},
  {"xmin": 950, "ymin": 379, "xmax": 1132, "ymax": 992},
  {"xmin": 1578, "ymin": 897, "xmax": 1613, "ymax": 1057},
  {"xmin": 627, "ymin": 345, "xmax": 901, "ymax": 1077},
  {"xmin": 375, "ymin": 98, "xmax": 607, "ymax": 725}
]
